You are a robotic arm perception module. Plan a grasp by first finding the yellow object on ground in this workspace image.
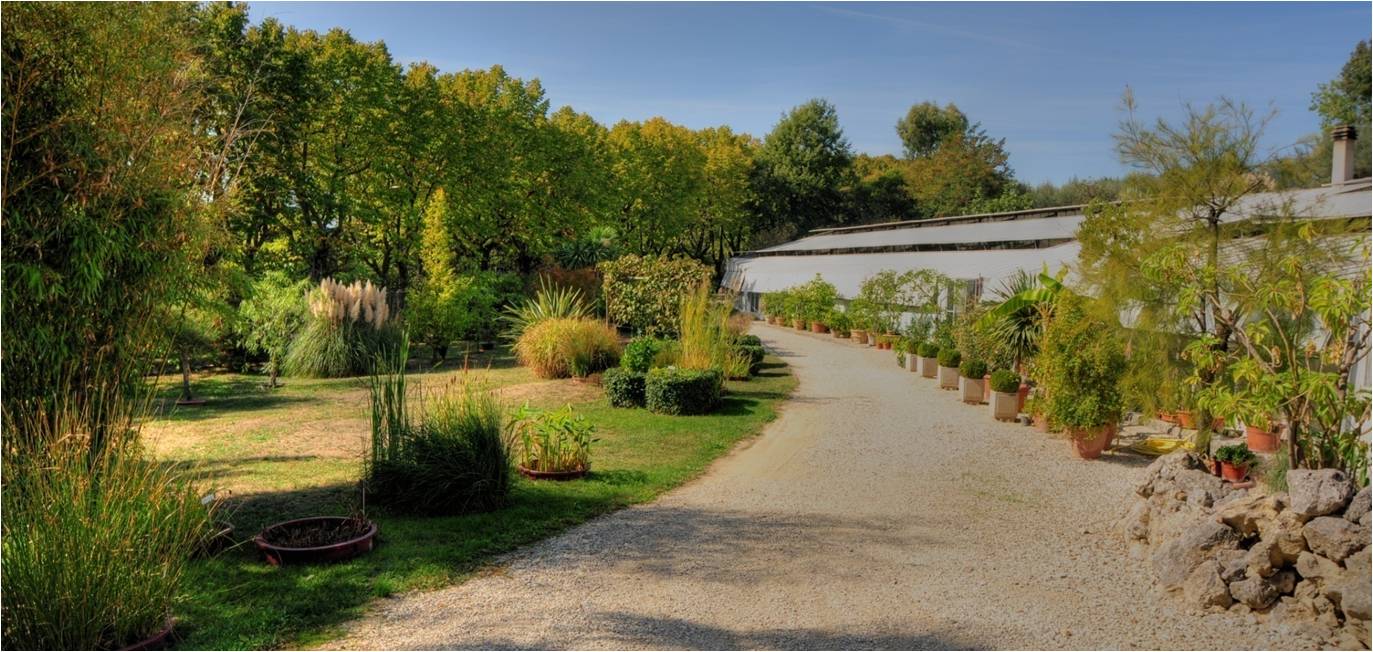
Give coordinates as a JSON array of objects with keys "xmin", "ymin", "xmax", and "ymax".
[{"xmin": 1130, "ymin": 436, "xmax": 1195, "ymax": 456}]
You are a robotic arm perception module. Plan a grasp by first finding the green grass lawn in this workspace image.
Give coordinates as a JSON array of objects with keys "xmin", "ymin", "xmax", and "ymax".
[{"xmin": 156, "ymin": 352, "xmax": 795, "ymax": 650}]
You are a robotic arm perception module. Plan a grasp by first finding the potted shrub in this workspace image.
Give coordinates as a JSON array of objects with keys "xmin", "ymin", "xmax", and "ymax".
[
  {"xmin": 918, "ymin": 342, "xmax": 940, "ymax": 378},
  {"xmin": 1243, "ymin": 417, "xmax": 1280, "ymax": 454},
  {"xmin": 512, "ymin": 404, "xmax": 596, "ymax": 480},
  {"xmin": 901, "ymin": 340, "xmax": 920, "ymax": 372},
  {"xmin": 937, "ymin": 347, "xmax": 961, "ymax": 390},
  {"xmin": 827, "ymin": 309, "xmax": 851, "ymax": 338},
  {"xmin": 989, "ymin": 370, "xmax": 1021, "ymax": 421},
  {"xmin": 1214, "ymin": 444, "xmax": 1256, "ymax": 482},
  {"xmin": 959, "ymin": 359, "xmax": 987, "ymax": 404},
  {"xmin": 1037, "ymin": 292, "xmax": 1126, "ymax": 460}
]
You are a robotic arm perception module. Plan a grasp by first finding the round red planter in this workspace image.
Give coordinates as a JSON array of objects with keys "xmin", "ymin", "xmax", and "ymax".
[
  {"xmin": 517, "ymin": 464, "xmax": 589, "ymax": 481},
  {"xmin": 254, "ymin": 517, "xmax": 378, "ymax": 566},
  {"xmin": 1245, "ymin": 425, "xmax": 1279, "ymax": 453},
  {"xmin": 1069, "ymin": 425, "xmax": 1113, "ymax": 460},
  {"xmin": 810, "ymin": 322, "xmax": 828, "ymax": 333},
  {"xmin": 120, "ymin": 617, "xmax": 174, "ymax": 651},
  {"xmin": 1220, "ymin": 461, "xmax": 1249, "ymax": 482},
  {"xmin": 1158, "ymin": 410, "xmax": 1178, "ymax": 424}
]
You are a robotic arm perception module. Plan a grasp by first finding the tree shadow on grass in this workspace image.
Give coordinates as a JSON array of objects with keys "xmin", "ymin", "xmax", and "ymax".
[{"xmin": 150, "ymin": 392, "xmax": 318, "ymax": 422}]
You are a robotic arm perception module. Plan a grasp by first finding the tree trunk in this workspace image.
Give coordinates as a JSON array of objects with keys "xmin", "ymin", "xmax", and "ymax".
[{"xmin": 180, "ymin": 347, "xmax": 194, "ymax": 401}]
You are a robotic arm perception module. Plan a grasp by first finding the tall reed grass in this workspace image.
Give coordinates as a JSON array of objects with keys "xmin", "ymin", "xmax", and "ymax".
[
  {"xmin": 678, "ymin": 283, "xmax": 750, "ymax": 379},
  {"xmin": 2, "ymin": 391, "xmax": 212, "ymax": 649}
]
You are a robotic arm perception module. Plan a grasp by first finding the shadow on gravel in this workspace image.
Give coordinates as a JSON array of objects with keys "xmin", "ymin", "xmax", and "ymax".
[{"xmin": 453, "ymin": 612, "xmax": 976, "ymax": 650}]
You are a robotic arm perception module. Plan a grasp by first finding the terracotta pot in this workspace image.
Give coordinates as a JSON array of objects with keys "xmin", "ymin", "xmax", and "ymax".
[
  {"xmin": 920, "ymin": 356, "xmax": 938, "ymax": 378},
  {"xmin": 1033, "ymin": 413, "xmax": 1049, "ymax": 432},
  {"xmin": 1016, "ymin": 383, "xmax": 1030, "ymax": 413},
  {"xmin": 254, "ymin": 516, "xmax": 378, "ymax": 566},
  {"xmin": 991, "ymin": 391, "xmax": 1019, "ymax": 421},
  {"xmin": 793, "ymin": 318, "xmax": 806, "ymax": 330},
  {"xmin": 518, "ymin": 464, "xmax": 589, "ymax": 481},
  {"xmin": 1068, "ymin": 424, "xmax": 1113, "ymax": 460},
  {"xmin": 810, "ymin": 321, "xmax": 828, "ymax": 333},
  {"xmin": 851, "ymin": 329, "xmax": 867, "ymax": 343},
  {"xmin": 938, "ymin": 365, "xmax": 959, "ymax": 390},
  {"xmin": 831, "ymin": 329, "xmax": 845, "ymax": 338},
  {"xmin": 120, "ymin": 616, "xmax": 175, "ymax": 651},
  {"xmin": 1220, "ymin": 461, "xmax": 1249, "ymax": 482},
  {"xmin": 960, "ymin": 376, "xmax": 984, "ymax": 404},
  {"xmin": 1158, "ymin": 410, "xmax": 1178, "ymax": 424},
  {"xmin": 1177, "ymin": 410, "xmax": 1224, "ymax": 431},
  {"xmin": 1245, "ymin": 425, "xmax": 1279, "ymax": 453}
]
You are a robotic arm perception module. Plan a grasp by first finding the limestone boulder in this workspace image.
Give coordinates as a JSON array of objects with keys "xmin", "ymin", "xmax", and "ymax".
[
  {"xmin": 1345, "ymin": 487, "xmax": 1371, "ymax": 526},
  {"xmin": 1288, "ymin": 469, "xmax": 1356, "ymax": 519},
  {"xmin": 1216, "ymin": 491, "xmax": 1282, "ymax": 537},
  {"xmin": 1152, "ymin": 519, "xmax": 1240, "ymax": 590},
  {"xmin": 1324, "ymin": 548, "xmax": 1372, "ymax": 621},
  {"xmin": 1229, "ymin": 574, "xmax": 1280, "ymax": 610},
  {"xmin": 1183, "ymin": 559, "xmax": 1233, "ymax": 609},
  {"xmin": 1295, "ymin": 551, "xmax": 1342, "ymax": 581},
  {"xmin": 1303, "ymin": 516, "xmax": 1369, "ymax": 562}
]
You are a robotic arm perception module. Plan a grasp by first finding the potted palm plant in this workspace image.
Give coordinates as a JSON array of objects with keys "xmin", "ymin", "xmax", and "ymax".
[
  {"xmin": 989, "ymin": 369, "xmax": 1021, "ymax": 421},
  {"xmin": 937, "ymin": 347, "xmax": 961, "ymax": 390},
  {"xmin": 959, "ymin": 359, "xmax": 987, "ymax": 404},
  {"xmin": 918, "ymin": 342, "xmax": 940, "ymax": 378},
  {"xmin": 1038, "ymin": 292, "xmax": 1125, "ymax": 460}
]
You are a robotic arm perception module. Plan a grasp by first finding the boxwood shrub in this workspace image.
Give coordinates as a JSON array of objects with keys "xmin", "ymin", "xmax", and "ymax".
[
  {"xmin": 603, "ymin": 367, "xmax": 646, "ymax": 408},
  {"xmin": 737, "ymin": 343, "xmax": 765, "ymax": 369},
  {"xmin": 959, "ymin": 359, "xmax": 987, "ymax": 379},
  {"xmin": 989, "ymin": 369, "xmax": 1021, "ymax": 393},
  {"xmin": 645, "ymin": 367, "xmax": 722, "ymax": 415},
  {"xmin": 937, "ymin": 347, "xmax": 962, "ymax": 368},
  {"xmin": 917, "ymin": 342, "xmax": 940, "ymax": 358},
  {"xmin": 738, "ymin": 334, "xmax": 763, "ymax": 347}
]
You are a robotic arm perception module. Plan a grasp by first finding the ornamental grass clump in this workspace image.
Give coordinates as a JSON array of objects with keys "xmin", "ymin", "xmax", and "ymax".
[
  {"xmin": 501, "ymin": 278, "xmax": 593, "ymax": 341},
  {"xmin": 678, "ymin": 282, "xmax": 750, "ymax": 379},
  {"xmin": 285, "ymin": 278, "xmax": 398, "ymax": 378},
  {"xmin": 511, "ymin": 404, "xmax": 597, "ymax": 474},
  {"xmin": 366, "ymin": 342, "xmax": 512, "ymax": 515},
  {"xmin": 2, "ymin": 393, "xmax": 213, "ymax": 650},
  {"xmin": 514, "ymin": 318, "xmax": 620, "ymax": 379}
]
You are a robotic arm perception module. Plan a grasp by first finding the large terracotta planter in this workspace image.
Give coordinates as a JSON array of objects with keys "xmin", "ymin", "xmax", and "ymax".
[
  {"xmin": 1068, "ymin": 424, "xmax": 1113, "ymax": 460},
  {"xmin": 904, "ymin": 353, "xmax": 918, "ymax": 372},
  {"xmin": 810, "ymin": 321, "xmax": 828, "ymax": 333},
  {"xmin": 1016, "ymin": 384, "xmax": 1030, "ymax": 413},
  {"xmin": 120, "ymin": 617, "xmax": 175, "ymax": 651},
  {"xmin": 1033, "ymin": 413, "xmax": 1049, "ymax": 432},
  {"xmin": 792, "ymin": 318, "xmax": 806, "ymax": 330},
  {"xmin": 255, "ymin": 516, "xmax": 378, "ymax": 566},
  {"xmin": 938, "ymin": 365, "xmax": 959, "ymax": 390},
  {"xmin": 991, "ymin": 391, "xmax": 1019, "ymax": 421},
  {"xmin": 518, "ymin": 464, "xmax": 589, "ymax": 481},
  {"xmin": 1245, "ymin": 424, "xmax": 1279, "ymax": 453},
  {"xmin": 960, "ymin": 376, "xmax": 984, "ymax": 404},
  {"xmin": 920, "ymin": 356, "xmax": 938, "ymax": 378}
]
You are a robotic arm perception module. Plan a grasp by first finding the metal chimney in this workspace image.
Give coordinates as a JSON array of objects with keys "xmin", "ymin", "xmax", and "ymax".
[{"xmin": 1331, "ymin": 125, "xmax": 1357, "ymax": 185}]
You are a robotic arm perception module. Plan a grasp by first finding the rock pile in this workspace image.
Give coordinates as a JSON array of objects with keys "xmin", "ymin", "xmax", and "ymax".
[{"xmin": 1122, "ymin": 451, "xmax": 1371, "ymax": 648}]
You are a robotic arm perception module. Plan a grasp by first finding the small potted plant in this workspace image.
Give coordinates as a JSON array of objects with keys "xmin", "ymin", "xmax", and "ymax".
[
  {"xmin": 1214, "ymin": 444, "xmax": 1256, "ymax": 482},
  {"xmin": 959, "ymin": 359, "xmax": 987, "ymax": 404},
  {"xmin": 989, "ymin": 369, "xmax": 1021, "ymax": 421},
  {"xmin": 918, "ymin": 342, "xmax": 940, "ymax": 378},
  {"xmin": 511, "ymin": 403, "xmax": 596, "ymax": 480},
  {"xmin": 901, "ymin": 339, "xmax": 920, "ymax": 372},
  {"xmin": 827, "ymin": 309, "xmax": 851, "ymax": 339},
  {"xmin": 937, "ymin": 347, "xmax": 962, "ymax": 390}
]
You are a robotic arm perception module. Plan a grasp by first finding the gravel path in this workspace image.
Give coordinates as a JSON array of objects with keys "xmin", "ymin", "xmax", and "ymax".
[{"xmin": 337, "ymin": 323, "xmax": 1297, "ymax": 650}]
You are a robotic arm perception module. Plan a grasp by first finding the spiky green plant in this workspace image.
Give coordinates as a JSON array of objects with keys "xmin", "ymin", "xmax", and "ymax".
[{"xmin": 502, "ymin": 278, "xmax": 592, "ymax": 341}]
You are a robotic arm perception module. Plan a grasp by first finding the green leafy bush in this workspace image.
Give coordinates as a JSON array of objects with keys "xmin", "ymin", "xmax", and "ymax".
[
  {"xmin": 825, "ymin": 308, "xmax": 851, "ymax": 334},
  {"xmin": 989, "ymin": 369, "xmax": 1022, "ymax": 393},
  {"xmin": 917, "ymin": 342, "xmax": 941, "ymax": 358},
  {"xmin": 514, "ymin": 318, "xmax": 621, "ymax": 379},
  {"xmin": 511, "ymin": 404, "xmax": 596, "ymax": 473},
  {"xmin": 937, "ymin": 347, "xmax": 962, "ymax": 368},
  {"xmin": 599, "ymin": 254, "xmax": 712, "ymax": 336},
  {"xmin": 793, "ymin": 274, "xmax": 839, "ymax": 323},
  {"xmin": 603, "ymin": 368, "xmax": 647, "ymax": 408},
  {"xmin": 1038, "ymin": 292, "xmax": 1126, "ymax": 431},
  {"xmin": 367, "ymin": 347, "xmax": 512, "ymax": 515},
  {"xmin": 959, "ymin": 359, "xmax": 987, "ymax": 379},
  {"xmin": 645, "ymin": 367, "xmax": 723, "ymax": 415},
  {"xmin": 738, "ymin": 334, "xmax": 763, "ymax": 347},
  {"xmin": 284, "ymin": 279, "xmax": 399, "ymax": 378},
  {"xmin": 237, "ymin": 272, "xmax": 309, "ymax": 387},
  {"xmin": 621, "ymin": 337, "xmax": 666, "ymax": 373}
]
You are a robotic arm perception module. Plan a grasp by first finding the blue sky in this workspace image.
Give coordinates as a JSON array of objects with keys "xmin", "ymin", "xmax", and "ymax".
[{"xmin": 248, "ymin": 2, "xmax": 1370, "ymax": 185}]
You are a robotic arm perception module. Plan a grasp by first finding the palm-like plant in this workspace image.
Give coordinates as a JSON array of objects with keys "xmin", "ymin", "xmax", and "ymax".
[
  {"xmin": 981, "ymin": 267, "xmax": 1066, "ymax": 372},
  {"xmin": 501, "ymin": 278, "xmax": 592, "ymax": 341}
]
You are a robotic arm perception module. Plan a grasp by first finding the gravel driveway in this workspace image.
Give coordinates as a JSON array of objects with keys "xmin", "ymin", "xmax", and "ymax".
[{"xmin": 337, "ymin": 323, "xmax": 1300, "ymax": 650}]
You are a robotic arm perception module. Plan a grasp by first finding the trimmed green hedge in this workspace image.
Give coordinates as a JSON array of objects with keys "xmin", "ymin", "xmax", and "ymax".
[
  {"xmin": 737, "ymin": 343, "xmax": 765, "ymax": 370},
  {"xmin": 599, "ymin": 255, "xmax": 712, "ymax": 337},
  {"xmin": 603, "ymin": 367, "xmax": 647, "ymax": 408},
  {"xmin": 917, "ymin": 342, "xmax": 940, "ymax": 358},
  {"xmin": 738, "ymin": 334, "xmax": 763, "ymax": 347},
  {"xmin": 937, "ymin": 347, "xmax": 961, "ymax": 368},
  {"xmin": 959, "ymin": 359, "xmax": 987, "ymax": 379},
  {"xmin": 645, "ymin": 367, "xmax": 722, "ymax": 415},
  {"xmin": 989, "ymin": 369, "xmax": 1021, "ymax": 393}
]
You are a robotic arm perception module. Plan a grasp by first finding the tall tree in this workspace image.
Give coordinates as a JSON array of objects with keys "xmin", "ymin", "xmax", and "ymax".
[
  {"xmin": 896, "ymin": 102, "xmax": 970, "ymax": 159},
  {"xmin": 609, "ymin": 118, "xmax": 707, "ymax": 256},
  {"xmin": 754, "ymin": 99, "xmax": 855, "ymax": 241},
  {"xmin": 1311, "ymin": 40, "xmax": 1371, "ymax": 179}
]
